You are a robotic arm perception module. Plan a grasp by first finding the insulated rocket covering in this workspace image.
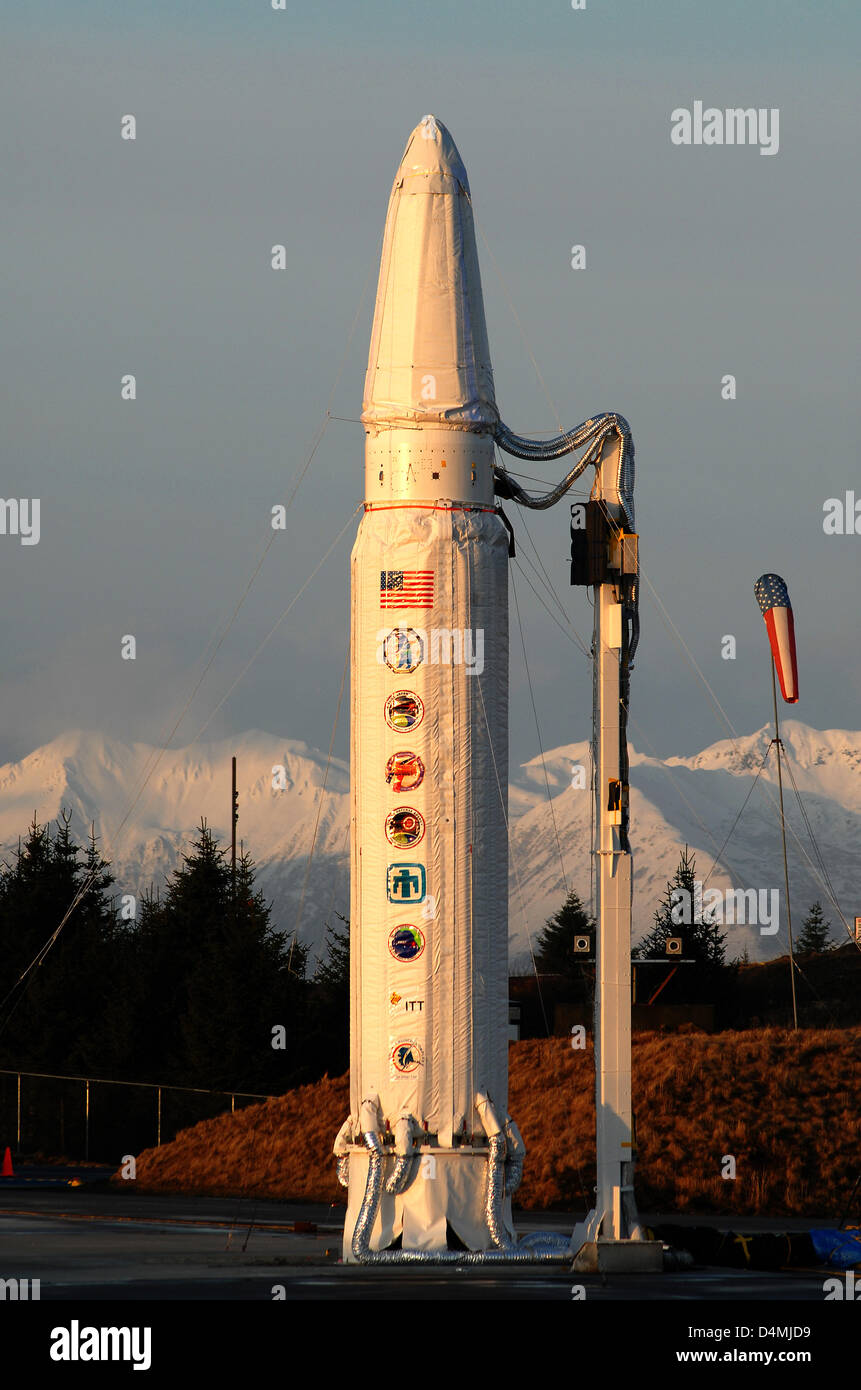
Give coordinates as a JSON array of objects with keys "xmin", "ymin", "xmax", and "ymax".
[{"xmin": 342, "ymin": 115, "xmax": 514, "ymax": 1253}]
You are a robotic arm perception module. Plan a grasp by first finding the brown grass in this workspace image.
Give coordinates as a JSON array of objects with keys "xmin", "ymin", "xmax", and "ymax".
[{"xmin": 123, "ymin": 1028, "xmax": 861, "ymax": 1217}]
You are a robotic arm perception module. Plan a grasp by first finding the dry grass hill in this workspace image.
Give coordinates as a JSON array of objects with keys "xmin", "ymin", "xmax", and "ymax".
[{"xmin": 122, "ymin": 1028, "xmax": 861, "ymax": 1219}]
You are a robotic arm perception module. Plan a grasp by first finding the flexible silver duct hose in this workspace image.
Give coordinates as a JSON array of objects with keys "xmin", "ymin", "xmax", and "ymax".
[
  {"xmin": 517, "ymin": 1231, "xmax": 574, "ymax": 1254},
  {"xmin": 349, "ymin": 1108, "xmax": 564, "ymax": 1264},
  {"xmin": 627, "ymin": 574, "xmax": 640, "ymax": 665},
  {"xmin": 385, "ymin": 1115, "xmax": 418, "ymax": 1195},
  {"xmin": 495, "ymin": 412, "xmax": 638, "ymax": 661},
  {"xmin": 505, "ymin": 1157, "xmax": 524, "ymax": 1196},
  {"xmin": 485, "ymin": 1132, "xmax": 515, "ymax": 1249},
  {"xmin": 503, "ymin": 1117, "xmax": 526, "ymax": 1196},
  {"xmin": 494, "ymin": 412, "xmax": 635, "ymax": 530},
  {"xmin": 351, "ymin": 1130, "xmax": 386, "ymax": 1261},
  {"xmin": 349, "ymin": 1130, "xmax": 566, "ymax": 1264},
  {"xmin": 385, "ymin": 1153, "xmax": 417, "ymax": 1196},
  {"xmin": 333, "ymin": 1117, "xmax": 354, "ymax": 1190}
]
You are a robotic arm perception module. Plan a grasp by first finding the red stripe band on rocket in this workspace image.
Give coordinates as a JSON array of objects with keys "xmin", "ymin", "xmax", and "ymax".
[{"xmin": 754, "ymin": 573, "xmax": 799, "ymax": 703}]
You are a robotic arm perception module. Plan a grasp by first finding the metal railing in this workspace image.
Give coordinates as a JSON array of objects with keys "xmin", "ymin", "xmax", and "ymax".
[{"xmin": 0, "ymin": 1068, "xmax": 277, "ymax": 1162}]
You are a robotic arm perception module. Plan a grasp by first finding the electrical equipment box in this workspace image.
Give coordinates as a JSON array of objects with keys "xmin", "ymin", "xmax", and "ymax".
[
  {"xmin": 609, "ymin": 530, "xmax": 639, "ymax": 576},
  {"xmin": 605, "ymin": 600, "xmax": 623, "ymax": 649},
  {"xmin": 570, "ymin": 500, "xmax": 610, "ymax": 585},
  {"xmin": 607, "ymin": 778, "xmax": 629, "ymax": 825}
]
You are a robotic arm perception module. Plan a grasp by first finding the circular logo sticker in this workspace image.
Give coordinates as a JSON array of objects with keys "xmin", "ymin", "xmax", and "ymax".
[
  {"xmin": 388, "ymin": 924, "xmax": 426, "ymax": 962},
  {"xmin": 385, "ymin": 807, "xmax": 425, "ymax": 849},
  {"xmin": 391, "ymin": 1039, "xmax": 424, "ymax": 1074},
  {"xmin": 384, "ymin": 690, "xmax": 424, "ymax": 732},
  {"xmin": 383, "ymin": 627, "xmax": 424, "ymax": 674},
  {"xmin": 386, "ymin": 751, "xmax": 425, "ymax": 793}
]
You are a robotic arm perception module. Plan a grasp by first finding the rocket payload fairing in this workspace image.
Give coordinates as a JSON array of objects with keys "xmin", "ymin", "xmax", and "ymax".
[{"xmin": 335, "ymin": 115, "xmax": 520, "ymax": 1256}]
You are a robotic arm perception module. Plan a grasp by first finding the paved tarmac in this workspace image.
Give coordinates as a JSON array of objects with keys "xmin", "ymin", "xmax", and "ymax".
[{"xmin": 0, "ymin": 1186, "xmax": 842, "ymax": 1301}]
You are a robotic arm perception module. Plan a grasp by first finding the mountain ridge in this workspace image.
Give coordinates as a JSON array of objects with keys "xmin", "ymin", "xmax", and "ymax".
[{"xmin": 0, "ymin": 721, "xmax": 856, "ymax": 966}]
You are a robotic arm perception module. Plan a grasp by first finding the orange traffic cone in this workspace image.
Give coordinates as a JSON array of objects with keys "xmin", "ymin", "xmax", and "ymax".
[{"xmin": 1, "ymin": 1147, "xmax": 13, "ymax": 1177}]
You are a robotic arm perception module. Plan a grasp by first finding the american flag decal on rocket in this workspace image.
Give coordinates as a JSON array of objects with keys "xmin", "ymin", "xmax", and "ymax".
[
  {"xmin": 755, "ymin": 573, "xmax": 799, "ymax": 703},
  {"xmin": 380, "ymin": 570, "xmax": 434, "ymax": 608}
]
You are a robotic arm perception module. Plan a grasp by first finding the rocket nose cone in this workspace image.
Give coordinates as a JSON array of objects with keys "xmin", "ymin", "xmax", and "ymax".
[
  {"xmin": 397, "ymin": 114, "xmax": 470, "ymax": 195},
  {"xmin": 362, "ymin": 117, "xmax": 498, "ymax": 433}
]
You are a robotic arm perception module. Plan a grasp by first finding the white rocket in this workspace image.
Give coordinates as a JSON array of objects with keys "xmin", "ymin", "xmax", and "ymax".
[
  {"xmin": 336, "ymin": 114, "xmax": 518, "ymax": 1258},
  {"xmin": 335, "ymin": 114, "xmax": 650, "ymax": 1269}
]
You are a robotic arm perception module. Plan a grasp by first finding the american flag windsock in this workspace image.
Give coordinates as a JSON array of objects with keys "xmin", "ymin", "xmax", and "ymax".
[{"xmin": 754, "ymin": 574, "xmax": 799, "ymax": 703}]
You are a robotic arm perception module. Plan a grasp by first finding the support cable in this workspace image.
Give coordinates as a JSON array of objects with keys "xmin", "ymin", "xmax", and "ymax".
[
  {"xmin": 474, "ymin": 676, "xmax": 551, "ymax": 1036},
  {"xmin": 289, "ymin": 635, "xmax": 350, "ymax": 974},
  {"xmin": 511, "ymin": 567, "xmax": 569, "ymax": 897}
]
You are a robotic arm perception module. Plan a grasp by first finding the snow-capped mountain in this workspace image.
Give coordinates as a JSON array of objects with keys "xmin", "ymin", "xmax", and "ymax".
[
  {"xmin": 508, "ymin": 721, "xmax": 861, "ymax": 965},
  {"xmin": 0, "ymin": 721, "xmax": 856, "ymax": 967},
  {"xmin": 0, "ymin": 730, "xmax": 351, "ymax": 971}
]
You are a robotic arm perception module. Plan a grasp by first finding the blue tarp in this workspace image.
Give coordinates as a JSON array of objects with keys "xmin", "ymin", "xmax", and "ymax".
[{"xmin": 810, "ymin": 1229, "xmax": 861, "ymax": 1269}]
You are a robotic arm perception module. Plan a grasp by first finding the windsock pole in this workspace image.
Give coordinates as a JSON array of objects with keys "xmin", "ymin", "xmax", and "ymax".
[
  {"xmin": 770, "ymin": 658, "xmax": 799, "ymax": 1031},
  {"xmin": 754, "ymin": 573, "xmax": 800, "ymax": 1031}
]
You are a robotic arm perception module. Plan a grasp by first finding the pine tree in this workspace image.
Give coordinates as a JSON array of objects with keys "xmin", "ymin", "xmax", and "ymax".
[
  {"xmin": 314, "ymin": 913, "xmax": 349, "ymax": 991},
  {"xmin": 0, "ymin": 813, "xmax": 127, "ymax": 1074},
  {"xmin": 307, "ymin": 913, "xmax": 350, "ymax": 1077},
  {"xmin": 68, "ymin": 823, "xmax": 133, "ymax": 1074},
  {"xmin": 181, "ymin": 842, "xmax": 307, "ymax": 1091},
  {"xmin": 132, "ymin": 822, "xmax": 230, "ymax": 1084},
  {"xmin": 797, "ymin": 901, "xmax": 832, "ymax": 954},
  {"xmin": 131, "ymin": 823, "xmax": 309, "ymax": 1090},
  {"xmin": 535, "ymin": 891, "xmax": 595, "ymax": 981},
  {"xmin": 635, "ymin": 846, "xmax": 728, "ymax": 1005}
]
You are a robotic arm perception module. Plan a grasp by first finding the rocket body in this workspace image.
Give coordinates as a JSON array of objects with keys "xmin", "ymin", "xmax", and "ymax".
[{"xmin": 341, "ymin": 117, "xmax": 514, "ymax": 1255}]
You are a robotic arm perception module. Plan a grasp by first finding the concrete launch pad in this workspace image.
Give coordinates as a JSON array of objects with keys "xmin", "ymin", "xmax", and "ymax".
[{"xmin": 0, "ymin": 1190, "xmax": 840, "ymax": 1300}]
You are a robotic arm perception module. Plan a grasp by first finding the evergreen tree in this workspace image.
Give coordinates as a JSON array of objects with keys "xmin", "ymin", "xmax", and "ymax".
[
  {"xmin": 535, "ymin": 891, "xmax": 595, "ymax": 984},
  {"xmin": 635, "ymin": 846, "xmax": 729, "ymax": 1005},
  {"xmin": 797, "ymin": 901, "xmax": 832, "ymax": 954},
  {"xmin": 131, "ymin": 823, "xmax": 227, "ymax": 1084},
  {"xmin": 134, "ymin": 823, "xmax": 309, "ymax": 1091},
  {"xmin": 314, "ymin": 914, "xmax": 350, "ymax": 991},
  {"xmin": 70, "ymin": 824, "xmax": 134, "ymax": 1073},
  {"xmin": 307, "ymin": 913, "xmax": 350, "ymax": 1077},
  {"xmin": 181, "ymin": 842, "xmax": 307, "ymax": 1091},
  {"xmin": 0, "ymin": 813, "xmax": 127, "ymax": 1074}
]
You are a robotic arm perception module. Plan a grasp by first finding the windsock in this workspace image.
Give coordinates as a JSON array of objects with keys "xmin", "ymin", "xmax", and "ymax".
[{"xmin": 754, "ymin": 573, "xmax": 799, "ymax": 703}]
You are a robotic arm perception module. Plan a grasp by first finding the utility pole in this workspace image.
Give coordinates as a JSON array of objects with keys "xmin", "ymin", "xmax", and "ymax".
[{"xmin": 770, "ymin": 660, "xmax": 799, "ymax": 1031}]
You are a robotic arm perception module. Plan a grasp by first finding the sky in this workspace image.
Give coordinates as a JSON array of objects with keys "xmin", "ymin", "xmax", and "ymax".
[{"xmin": 3, "ymin": 0, "xmax": 859, "ymax": 780}]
